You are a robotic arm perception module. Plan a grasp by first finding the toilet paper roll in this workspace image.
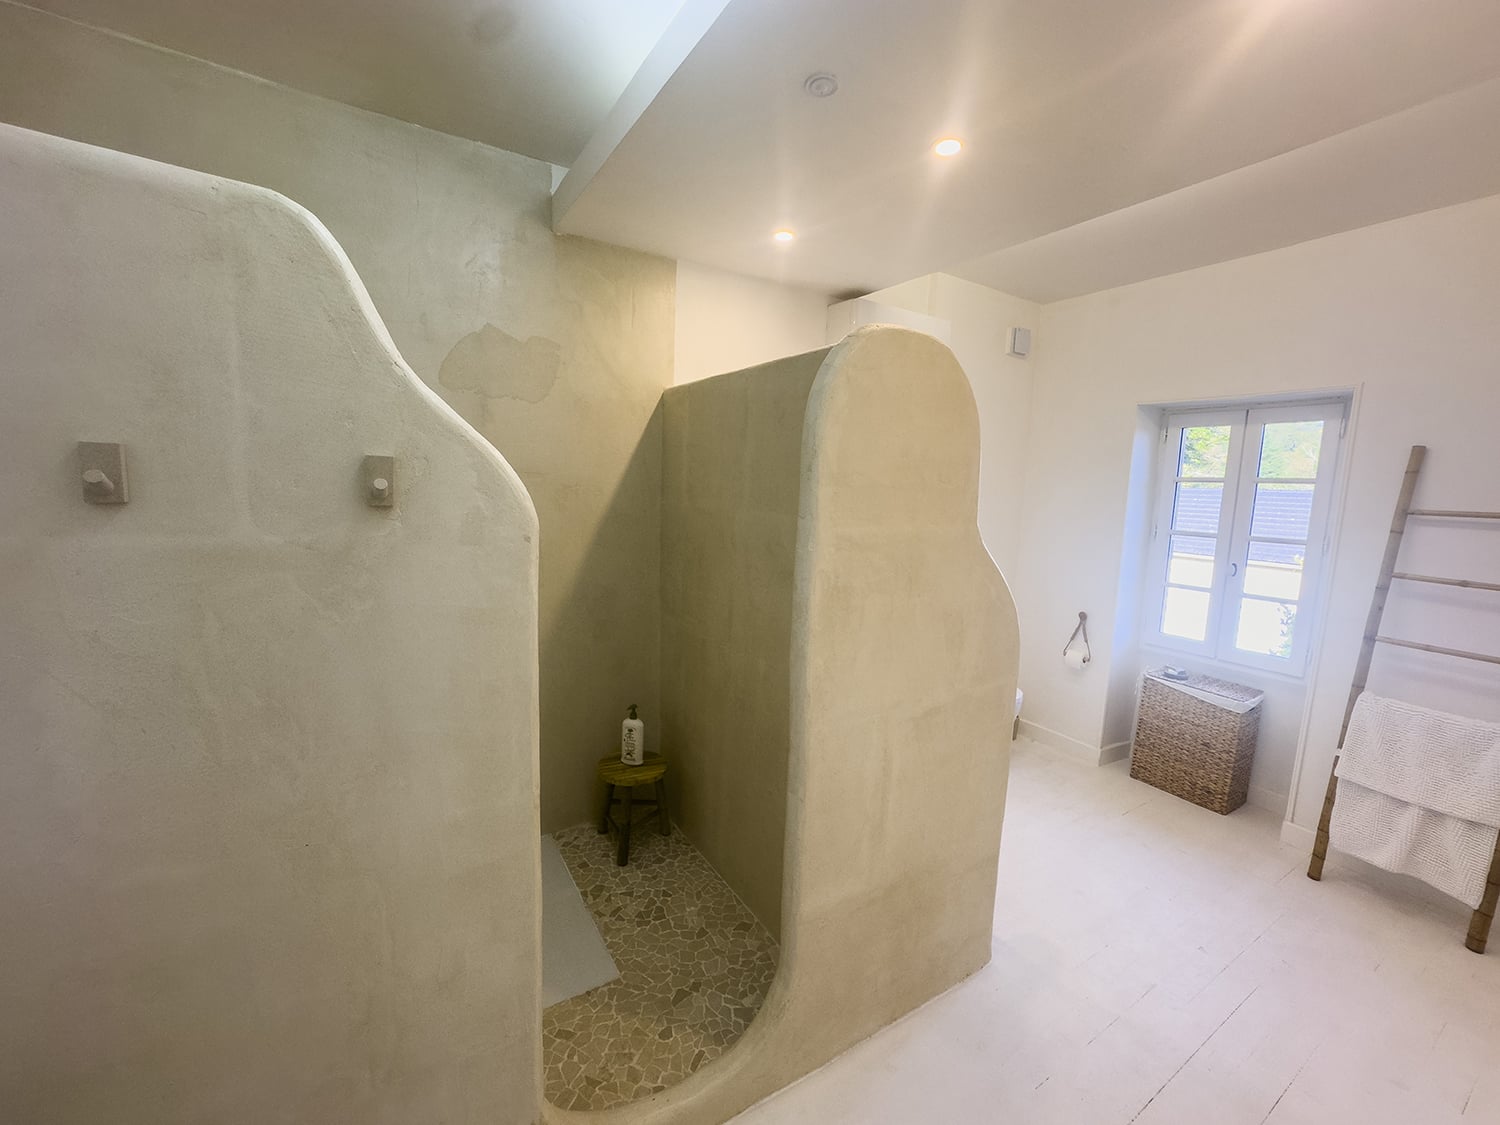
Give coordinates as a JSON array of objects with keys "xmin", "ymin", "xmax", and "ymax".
[{"xmin": 1063, "ymin": 649, "xmax": 1087, "ymax": 670}]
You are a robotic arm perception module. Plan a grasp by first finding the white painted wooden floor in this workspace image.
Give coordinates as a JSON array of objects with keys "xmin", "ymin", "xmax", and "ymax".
[{"xmin": 734, "ymin": 738, "xmax": 1500, "ymax": 1124}]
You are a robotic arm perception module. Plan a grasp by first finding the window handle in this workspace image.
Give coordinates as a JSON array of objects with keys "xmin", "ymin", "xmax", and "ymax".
[{"xmin": 1230, "ymin": 562, "xmax": 1239, "ymax": 577}]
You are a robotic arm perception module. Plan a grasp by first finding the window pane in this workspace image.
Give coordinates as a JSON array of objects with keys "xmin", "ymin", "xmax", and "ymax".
[
  {"xmin": 1258, "ymin": 420, "xmax": 1324, "ymax": 479},
  {"xmin": 1172, "ymin": 481, "xmax": 1223, "ymax": 534},
  {"xmin": 1162, "ymin": 586, "xmax": 1211, "ymax": 641},
  {"xmin": 1167, "ymin": 535, "xmax": 1215, "ymax": 588},
  {"xmin": 1235, "ymin": 597, "xmax": 1297, "ymax": 658},
  {"xmin": 1250, "ymin": 482, "xmax": 1314, "ymax": 539},
  {"xmin": 1244, "ymin": 541, "xmax": 1304, "ymax": 599},
  {"xmin": 1178, "ymin": 425, "xmax": 1231, "ymax": 478}
]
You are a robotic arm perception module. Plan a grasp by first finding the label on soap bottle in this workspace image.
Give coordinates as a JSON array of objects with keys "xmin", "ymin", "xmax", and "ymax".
[{"xmin": 621, "ymin": 710, "xmax": 644, "ymax": 766}]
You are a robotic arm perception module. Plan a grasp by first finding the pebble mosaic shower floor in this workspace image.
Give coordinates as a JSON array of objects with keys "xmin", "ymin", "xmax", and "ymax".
[{"xmin": 543, "ymin": 824, "xmax": 780, "ymax": 1111}]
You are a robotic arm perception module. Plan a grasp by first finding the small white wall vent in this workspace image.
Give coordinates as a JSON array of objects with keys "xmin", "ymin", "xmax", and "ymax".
[{"xmin": 1007, "ymin": 327, "xmax": 1032, "ymax": 358}]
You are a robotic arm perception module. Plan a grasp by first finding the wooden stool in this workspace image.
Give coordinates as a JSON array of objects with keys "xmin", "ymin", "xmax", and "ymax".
[{"xmin": 596, "ymin": 752, "xmax": 670, "ymax": 866}]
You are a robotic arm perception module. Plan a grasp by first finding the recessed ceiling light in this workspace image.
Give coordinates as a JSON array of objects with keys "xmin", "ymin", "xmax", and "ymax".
[
  {"xmin": 773, "ymin": 229, "xmax": 796, "ymax": 243},
  {"xmin": 933, "ymin": 138, "xmax": 963, "ymax": 157},
  {"xmin": 803, "ymin": 72, "xmax": 839, "ymax": 98}
]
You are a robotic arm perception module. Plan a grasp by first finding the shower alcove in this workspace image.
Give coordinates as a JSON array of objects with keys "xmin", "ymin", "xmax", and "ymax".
[{"xmin": 541, "ymin": 326, "xmax": 1020, "ymax": 1121}]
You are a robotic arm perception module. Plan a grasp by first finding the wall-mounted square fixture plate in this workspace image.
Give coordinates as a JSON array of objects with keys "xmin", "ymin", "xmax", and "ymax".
[
  {"xmin": 78, "ymin": 441, "xmax": 128, "ymax": 504},
  {"xmin": 362, "ymin": 454, "xmax": 394, "ymax": 508}
]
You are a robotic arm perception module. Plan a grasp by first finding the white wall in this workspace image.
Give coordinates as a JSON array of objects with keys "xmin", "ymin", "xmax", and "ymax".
[
  {"xmin": 673, "ymin": 259, "xmax": 833, "ymax": 385},
  {"xmin": 1013, "ymin": 194, "xmax": 1500, "ymax": 824},
  {"xmin": 0, "ymin": 123, "xmax": 540, "ymax": 1124},
  {"xmin": 859, "ymin": 274, "xmax": 1040, "ymax": 581}
]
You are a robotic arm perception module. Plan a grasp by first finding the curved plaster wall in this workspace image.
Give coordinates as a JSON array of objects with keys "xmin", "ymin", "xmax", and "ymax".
[
  {"xmin": 0, "ymin": 124, "xmax": 542, "ymax": 1124},
  {"xmin": 599, "ymin": 326, "xmax": 1019, "ymax": 1122}
]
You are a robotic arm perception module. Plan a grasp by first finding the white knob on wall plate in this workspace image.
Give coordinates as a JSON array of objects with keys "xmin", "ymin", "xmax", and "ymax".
[
  {"xmin": 362, "ymin": 455, "xmax": 395, "ymax": 508},
  {"xmin": 81, "ymin": 468, "xmax": 115, "ymax": 494},
  {"xmin": 78, "ymin": 441, "xmax": 129, "ymax": 504}
]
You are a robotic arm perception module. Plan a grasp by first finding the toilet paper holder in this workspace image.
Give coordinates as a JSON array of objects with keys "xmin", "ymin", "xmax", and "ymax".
[{"xmin": 1062, "ymin": 611, "xmax": 1091, "ymax": 666}]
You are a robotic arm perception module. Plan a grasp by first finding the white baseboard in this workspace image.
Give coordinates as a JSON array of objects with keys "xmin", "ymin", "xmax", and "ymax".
[
  {"xmin": 1022, "ymin": 719, "xmax": 1290, "ymax": 811},
  {"xmin": 1248, "ymin": 785, "xmax": 1289, "ymax": 816},
  {"xmin": 1280, "ymin": 819, "xmax": 1315, "ymax": 851},
  {"xmin": 1018, "ymin": 719, "xmax": 1123, "ymax": 768}
]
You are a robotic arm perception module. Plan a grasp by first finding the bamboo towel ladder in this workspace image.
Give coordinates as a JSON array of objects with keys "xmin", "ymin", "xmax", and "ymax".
[{"xmin": 1307, "ymin": 445, "xmax": 1500, "ymax": 954}]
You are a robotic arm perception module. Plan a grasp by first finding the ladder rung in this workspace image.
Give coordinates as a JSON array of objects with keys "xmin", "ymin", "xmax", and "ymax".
[
  {"xmin": 1408, "ymin": 509, "xmax": 1500, "ymax": 520},
  {"xmin": 1374, "ymin": 636, "xmax": 1500, "ymax": 666},
  {"xmin": 1392, "ymin": 572, "xmax": 1500, "ymax": 593}
]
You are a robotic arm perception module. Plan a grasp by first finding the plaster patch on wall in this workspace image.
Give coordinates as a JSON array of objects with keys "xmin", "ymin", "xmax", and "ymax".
[{"xmin": 439, "ymin": 323, "xmax": 562, "ymax": 403}]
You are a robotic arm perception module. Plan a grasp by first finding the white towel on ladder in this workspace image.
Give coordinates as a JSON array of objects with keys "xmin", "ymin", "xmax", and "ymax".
[{"xmin": 1329, "ymin": 693, "xmax": 1500, "ymax": 908}]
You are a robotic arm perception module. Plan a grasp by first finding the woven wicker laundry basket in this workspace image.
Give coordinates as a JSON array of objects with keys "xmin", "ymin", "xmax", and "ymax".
[{"xmin": 1130, "ymin": 670, "xmax": 1264, "ymax": 815}]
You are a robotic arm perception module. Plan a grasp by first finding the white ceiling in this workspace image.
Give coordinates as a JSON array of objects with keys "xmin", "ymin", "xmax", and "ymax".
[
  {"xmin": 949, "ymin": 76, "xmax": 1500, "ymax": 303},
  {"xmin": 31, "ymin": 0, "xmax": 1500, "ymax": 301},
  {"xmin": 22, "ymin": 0, "xmax": 688, "ymax": 166},
  {"xmin": 556, "ymin": 0, "xmax": 1500, "ymax": 299}
]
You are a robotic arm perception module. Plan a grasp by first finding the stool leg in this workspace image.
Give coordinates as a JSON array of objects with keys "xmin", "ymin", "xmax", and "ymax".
[
  {"xmin": 598, "ymin": 783, "xmax": 614, "ymax": 834},
  {"xmin": 655, "ymin": 779, "xmax": 670, "ymax": 836},
  {"xmin": 616, "ymin": 786, "xmax": 632, "ymax": 866}
]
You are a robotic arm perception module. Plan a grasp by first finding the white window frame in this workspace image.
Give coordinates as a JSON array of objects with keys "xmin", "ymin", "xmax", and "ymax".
[{"xmin": 1145, "ymin": 399, "xmax": 1346, "ymax": 675}]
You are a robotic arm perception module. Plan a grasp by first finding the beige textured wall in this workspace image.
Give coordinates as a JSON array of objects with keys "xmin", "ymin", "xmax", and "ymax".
[
  {"xmin": 661, "ymin": 349, "xmax": 829, "ymax": 935},
  {"xmin": 561, "ymin": 328, "xmax": 1018, "ymax": 1124},
  {"xmin": 0, "ymin": 0, "xmax": 674, "ymax": 833},
  {"xmin": 0, "ymin": 124, "xmax": 540, "ymax": 1123}
]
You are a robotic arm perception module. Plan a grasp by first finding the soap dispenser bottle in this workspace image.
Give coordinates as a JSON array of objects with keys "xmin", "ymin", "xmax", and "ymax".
[{"xmin": 621, "ymin": 704, "xmax": 644, "ymax": 766}]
